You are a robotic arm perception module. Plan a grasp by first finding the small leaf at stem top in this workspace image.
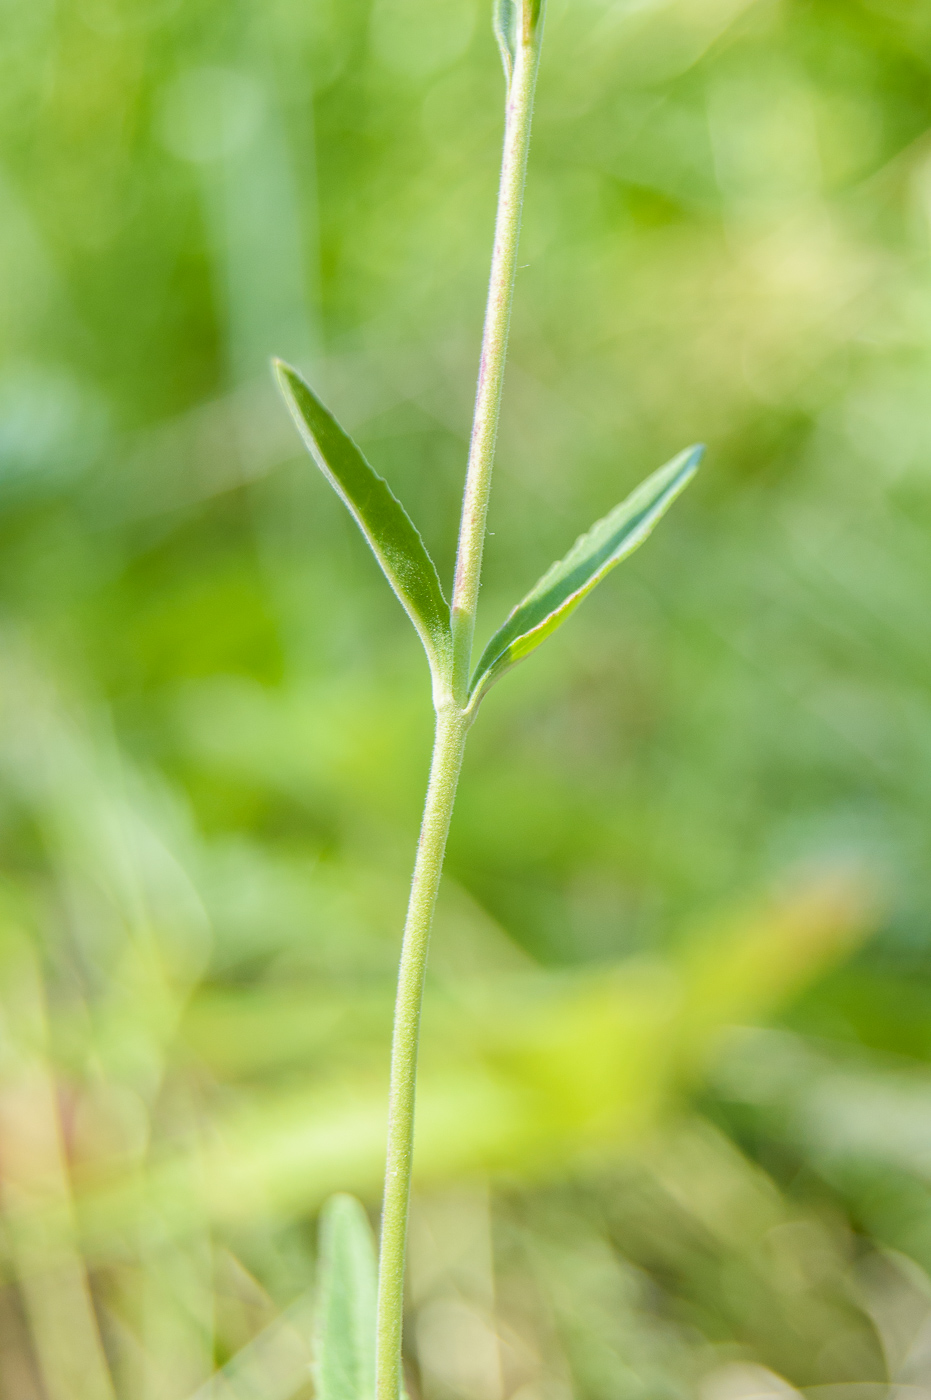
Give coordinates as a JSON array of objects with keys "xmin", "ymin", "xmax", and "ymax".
[
  {"xmin": 493, "ymin": 0, "xmax": 517, "ymax": 82},
  {"xmin": 469, "ymin": 444, "xmax": 703, "ymax": 708},
  {"xmin": 315, "ymin": 1194, "xmax": 378, "ymax": 1400},
  {"xmin": 493, "ymin": 0, "xmax": 543, "ymax": 83},
  {"xmin": 275, "ymin": 361, "xmax": 452, "ymax": 684}
]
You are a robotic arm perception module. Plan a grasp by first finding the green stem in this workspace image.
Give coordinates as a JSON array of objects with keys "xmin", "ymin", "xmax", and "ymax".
[
  {"xmin": 374, "ymin": 707, "xmax": 467, "ymax": 1400},
  {"xmin": 375, "ymin": 11, "xmax": 544, "ymax": 1400},
  {"xmin": 450, "ymin": 17, "xmax": 544, "ymax": 704}
]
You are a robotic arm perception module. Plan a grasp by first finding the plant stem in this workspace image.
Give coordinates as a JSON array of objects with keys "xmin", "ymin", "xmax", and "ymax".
[
  {"xmin": 450, "ymin": 17, "xmax": 544, "ymax": 704},
  {"xmin": 375, "ymin": 707, "xmax": 467, "ymax": 1400},
  {"xmin": 375, "ymin": 12, "xmax": 544, "ymax": 1400}
]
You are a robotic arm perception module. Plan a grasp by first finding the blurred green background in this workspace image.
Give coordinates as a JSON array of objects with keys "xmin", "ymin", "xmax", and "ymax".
[{"xmin": 2, "ymin": 0, "xmax": 931, "ymax": 1397}]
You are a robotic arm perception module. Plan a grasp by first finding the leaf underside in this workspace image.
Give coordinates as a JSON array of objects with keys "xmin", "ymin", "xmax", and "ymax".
[
  {"xmin": 274, "ymin": 361, "xmax": 451, "ymax": 679},
  {"xmin": 315, "ymin": 1194, "xmax": 378, "ymax": 1400},
  {"xmin": 470, "ymin": 444, "xmax": 703, "ymax": 705}
]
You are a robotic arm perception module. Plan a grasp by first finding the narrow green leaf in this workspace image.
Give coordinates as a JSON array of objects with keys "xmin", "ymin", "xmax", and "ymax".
[
  {"xmin": 493, "ymin": 0, "xmax": 543, "ymax": 82},
  {"xmin": 524, "ymin": 0, "xmax": 544, "ymax": 41},
  {"xmin": 469, "ymin": 444, "xmax": 703, "ymax": 706},
  {"xmin": 315, "ymin": 1194, "xmax": 377, "ymax": 1400},
  {"xmin": 493, "ymin": 0, "xmax": 517, "ymax": 82},
  {"xmin": 274, "ymin": 361, "xmax": 452, "ymax": 681}
]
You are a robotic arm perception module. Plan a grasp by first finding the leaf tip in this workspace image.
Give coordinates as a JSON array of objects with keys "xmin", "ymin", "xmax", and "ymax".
[
  {"xmin": 320, "ymin": 1190, "xmax": 366, "ymax": 1224},
  {"xmin": 682, "ymin": 442, "xmax": 705, "ymax": 473},
  {"xmin": 271, "ymin": 357, "xmax": 297, "ymax": 395},
  {"xmin": 272, "ymin": 359, "xmax": 311, "ymax": 437},
  {"xmin": 666, "ymin": 442, "xmax": 704, "ymax": 497}
]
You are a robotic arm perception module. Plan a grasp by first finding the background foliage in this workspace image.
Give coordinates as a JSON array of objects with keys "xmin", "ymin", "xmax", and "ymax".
[{"xmin": 2, "ymin": 0, "xmax": 931, "ymax": 1397}]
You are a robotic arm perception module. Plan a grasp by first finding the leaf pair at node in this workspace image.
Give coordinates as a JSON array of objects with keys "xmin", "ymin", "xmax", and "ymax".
[{"xmin": 275, "ymin": 361, "xmax": 702, "ymax": 713}]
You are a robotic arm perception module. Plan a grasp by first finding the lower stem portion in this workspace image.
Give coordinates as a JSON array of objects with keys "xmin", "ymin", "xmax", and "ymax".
[{"xmin": 375, "ymin": 706, "xmax": 469, "ymax": 1400}]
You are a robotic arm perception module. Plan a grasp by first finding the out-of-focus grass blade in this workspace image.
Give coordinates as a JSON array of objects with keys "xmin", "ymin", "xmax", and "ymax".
[
  {"xmin": 274, "ymin": 361, "xmax": 452, "ymax": 683},
  {"xmin": 70, "ymin": 870, "xmax": 876, "ymax": 1253},
  {"xmin": 469, "ymin": 444, "xmax": 702, "ymax": 707},
  {"xmin": 186, "ymin": 1291, "xmax": 315, "ymax": 1400},
  {"xmin": 315, "ymin": 1194, "xmax": 377, "ymax": 1400}
]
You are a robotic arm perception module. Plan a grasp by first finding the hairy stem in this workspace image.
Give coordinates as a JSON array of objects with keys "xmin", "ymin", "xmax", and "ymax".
[
  {"xmin": 450, "ymin": 19, "xmax": 544, "ymax": 704},
  {"xmin": 375, "ymin": 12, "xmax": 544, "ymax": 1400},
  {"xmin": 375, "ymin": 708, "xmax": 467, "ymax": 1400}
]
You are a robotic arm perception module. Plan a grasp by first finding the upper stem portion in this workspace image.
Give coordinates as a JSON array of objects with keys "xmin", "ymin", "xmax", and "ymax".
[{"xmin": 449, "ymin": 8, "xmax": 545, "ymax": 707}]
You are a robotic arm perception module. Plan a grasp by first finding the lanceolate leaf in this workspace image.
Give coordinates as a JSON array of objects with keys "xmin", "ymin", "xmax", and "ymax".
[
  {"xmin": 493, "ymin": 0, "xmax": 518, "ymax": 81},
  {"xmin": 315, "ymin": 1194, "xmax": 377, "ymax": 1400},
  {"xmin": 275, "ymin": 361, "xmax": 452, "ymax": 681},
  {"xmin": 525, "ymin": 0, "xmax": 545, "ymax": 40},
  {"xmin": 469, "ymin": 444, "xmax": 703, "ymax": 707},
  {"xmin": 493, "ymin": 0, "xmax": 544, "ymax": 83}
]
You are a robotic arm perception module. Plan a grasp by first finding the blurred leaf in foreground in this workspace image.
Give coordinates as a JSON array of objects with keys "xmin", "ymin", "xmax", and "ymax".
[{"xmin": 314, "ymin": 1195, "xmax": 377, "ymax": 1400}]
